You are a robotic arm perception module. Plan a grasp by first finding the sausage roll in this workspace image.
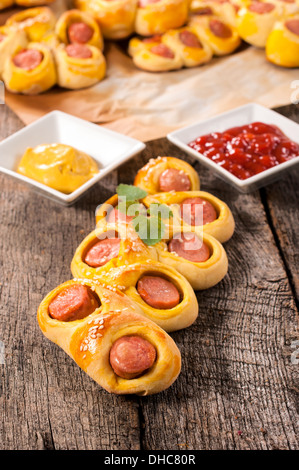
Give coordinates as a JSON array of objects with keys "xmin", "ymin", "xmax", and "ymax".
[
  {"xmin": 54, "ymin": 42, "xmax": 106, "ymax": 90},
  {"xmin": 5, "ymin": 7, "xmax": 56, "ymax": 42},
  {"xmin": 189, "ymin": 12, "xmax": 241, "ymax": 55},
  {"xmin": 3, "ymin": 42, "xmax": 57, "ymax": 95},
  {"xmin": 82, "ymin": 260, "xmax": 199, "ymax": 332},
  {"xmin": 0, "ymin": 1, "xmax": 14, "ymax": 10},
  {"xmin": 155, "ymin": 228, "xmax": 228, "ymax": 290},
  {"xmin": 134, "ymin": 156, "xmax": 200, "ymax": 194},
  {"xmin": 266, "ymin": 16, "xmax": 299, "ymax": 67},
  {"xmin": 71, "ymin": 222, "xmax": 158, "ymax": 282},
  {"xmin": 135, "ymin": 0, "xmax": 189, "ymax": 36},
  {"xmin": 190, "ymin": 0, "xmax": 239, "ymax": 27},
  {"xmin": 142, "ymin": 190, "xmax": 235, "ymax": 243},
  {"xmin": 128, "ymin": 34, "xmax": 183, "ymax": 72},
  {"xmin": 37, "ymin": 279, "xmax": 181, "ymax": 395},
  {"xmin": 55, "ymin": 9, "xmax": 104, "ymax": 50},
  {"xmin": 236, "ymin": 1, "xmax": 281, "ymax": 48},
  {"xmin": 163, "ymin": 26, "xmax": 213, "ymax": 67},
  {"xmin": 75, "ymin": 0, "xmax": 137, "ymax": 39},
  {"xmin": 128, "ymin": 33, "xmax": 162, "ymax": 56},
  {"xmin": 0, "ymin": 26, "xmax": 27, "ymax": 78}
]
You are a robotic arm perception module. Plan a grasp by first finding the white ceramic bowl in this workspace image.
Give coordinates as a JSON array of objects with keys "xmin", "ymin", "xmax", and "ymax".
[
  {"xmin": 167, "ymin": 103, "xmax": 299, "ymax": 193},
  {"xmin": 0, "ymin": 110, "xmax": 145, "ymax": 205}
]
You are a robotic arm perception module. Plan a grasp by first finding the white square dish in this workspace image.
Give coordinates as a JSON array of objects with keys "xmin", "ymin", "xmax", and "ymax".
[
  {"xmin": 167, "ymin": 103, "xmax": 299, "ymax": 193},
  {"xmin": 0, "ymin": 110, "xmax": 145, "ymax": 205}
]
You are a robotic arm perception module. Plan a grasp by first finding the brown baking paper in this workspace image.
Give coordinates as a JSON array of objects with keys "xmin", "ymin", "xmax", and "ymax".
[{"xmin": 1, "ymin": 3, "xmax": 299, "ymax": 142}]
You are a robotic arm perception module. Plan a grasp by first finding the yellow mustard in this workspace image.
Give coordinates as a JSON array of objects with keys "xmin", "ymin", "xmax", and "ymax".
[{"xmin": 17, "ymin": 143, "xmax": 99, "ymax": 194}]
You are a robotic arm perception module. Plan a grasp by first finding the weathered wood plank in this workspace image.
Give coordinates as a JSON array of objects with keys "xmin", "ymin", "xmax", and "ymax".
[
  {"xmin": 263, "ymin": 104, "xmax": 299, "ymax": 304},
  {"xmin": 0, "ymin": 106, "xmax": 141, "ymax": 450}
]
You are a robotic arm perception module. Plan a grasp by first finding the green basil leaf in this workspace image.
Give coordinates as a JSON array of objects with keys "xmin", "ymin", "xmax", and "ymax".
[
  {"xmin": 116, "ymin": 184, "xmax": 148, "ymax": 201},
  {"xmin": 117, "ymin": 200, "xmax": 147, "ymax": 217},
  {"xmin": 132, "ymin": 214, "xmax": 166, "ymax": 246}
]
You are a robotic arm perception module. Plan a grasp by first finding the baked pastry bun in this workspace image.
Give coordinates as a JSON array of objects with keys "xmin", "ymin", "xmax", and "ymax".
[
  {"xmin": 55, "ymin": 9, "xmax": 104, "ymax": 50},
  {"xmin": 236, "ymin": 1, "xmax": 281, "ymax": 48},
  {"xmin": 37, "ymin": 279, "xmax": 181, "ymax": 395},
  {"xmin": 134, "ymin": 156, "xmax": 200, "ymax": 194},
  {"xmin": 54, "ymin": 43, "xmax": 106, "ymax": 90},
  {"xmin": 3, "ymin": 42, "xmax": 57, "ymax": 94},
  {"xmin": 75, "ymin": 0, "xmax": 137, "ymax": 39},
  {"xmin": 142, "ymin": 190, "xmax": 235, "ymax": 243},
  {"xmin": 88, "ymin": 260, "xmax": 199, "ymax": 332},
  {"xmin": 163, "ymin": 26, "xmax": 213, "ymax": 67},
  {"xmin": 190, "ymin": 0, "xmax": 239, "ymax": 27},
  {"xmin": 155, "ymin": 228, "xmax": 228, "ymax": 290},
  {"xmin": 128, "ymin": 33, "xmax": 162, "ymax": 57},
  {"xmin": 128, "ymin": 33, "xmax": 183, "ymax": 72},
  {"xmin": 5, "ymin": 7, "xmax": 56, "ymax": 42},
  {"xmin": 0, "ymin": 1, "xmax": 14, "ymax": 10},
  {"xmin": 71, "ymin": 222, "xmax": 158, "ymax": 282},
  {"xmin": 189, "ymin": 12, "xmax": 241, "ymax": 55},
  {"xmin": 0, "ymin": 26, "xmax": 27, "ymax": 77},
  {"xmin": 135, "ymin": 0, "xmax": 189, "ymax": 36},
  {"xmin": 266, "ymin": 16, "xmax": 299, "ymax": 67}
]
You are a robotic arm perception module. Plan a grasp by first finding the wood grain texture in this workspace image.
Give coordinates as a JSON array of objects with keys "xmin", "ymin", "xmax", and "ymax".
[
  {"xmin": 263, "ymin": 104, "xmax": 299, "ymax": 305},
  {"xmin": 0, "ymin": 105, "xmax": 298, "ymax": 450}
]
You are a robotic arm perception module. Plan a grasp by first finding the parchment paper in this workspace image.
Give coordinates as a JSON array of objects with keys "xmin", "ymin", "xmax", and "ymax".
[{"xmin": 1, "ymin": 2, "xmax": 298, "ymax": 142}]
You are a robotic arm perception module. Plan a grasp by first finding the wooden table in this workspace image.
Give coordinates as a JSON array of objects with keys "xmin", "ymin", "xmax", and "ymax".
[{"xmin": 0, "ymin": 104, "xmax": 298, "ymax": 451}]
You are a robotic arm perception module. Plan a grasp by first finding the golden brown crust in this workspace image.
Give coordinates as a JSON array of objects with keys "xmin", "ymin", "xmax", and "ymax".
[
  {"xmin": 142, "ymin": 190, "xmax": 235, "ymax": 243},
  {"xmin": 155, "ymin": 229, "xmax": 228, "ymax": 290},
  {"xmin": 266, "ymin": 16, "xmax": 299, "ymax": 68},
  {"xmin": 189, "ymin": 0, "xmax": 238, "ymax": 27},
  {"xmin": 88, "ymin": 260, "xmax": 199, "ymax": 332},
  {"xmin": 5, "ymin": 7, "xmax": 56, "ymax": 42},
  {"xmin": 75, "ymin": 0, "xmax": 137, "ymax": 39},
  {"xmin": 135, "ymin": 0, "xmax": 189, "ymax": 36},
  {"xmin": 37, "ymin": 279, "xmax": 181, "ymax": 395},
  {"xmin": 134, "ymin": 156, "xmax": 200, "ymax": 194},
  {"xmin": 71, "ymin": 222, "xmax": 158, "ymax": 282},
  {"xmin": 236, "ymin": 2, "xmax": 281, "ymax": 48},
  {"xmin": 55, "ymin": 9, "xmax": 104, "ymax": 50},
  {"xmin": 163, "ymin": 26, "xmax": 213, "ymax": 67},
  {"xmin": 3, "ymin": 41, "xmax": 57, "ymax": 95},
  {"xmin": 129, "ymin": 35, "xmax": 183, "ymax": 72},
  {"xmin": 0, "ymin": 26, "xmax": 28, "ymax": 78},
  {"xmin": 54, "ymin": 43, "xmax": 106, "ymax": 90},
  {"xmin": 189, "ymin": 13, "xmax": 241, "ymax": 55},
  {"xmin": 0, "ymin": 1, "xmax": 14, "ymax": 10}
]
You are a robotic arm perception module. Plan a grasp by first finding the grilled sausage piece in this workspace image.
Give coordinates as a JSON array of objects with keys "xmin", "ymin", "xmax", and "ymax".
[{"xmin": 110, "ymin": 335, "xmax": 157, "ymax": 379}]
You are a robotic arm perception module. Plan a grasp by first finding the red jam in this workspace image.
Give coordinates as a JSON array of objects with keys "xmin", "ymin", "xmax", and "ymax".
[{"xmin": 188, "ymin": 122, "xmax": 299, "ymax": 180}]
